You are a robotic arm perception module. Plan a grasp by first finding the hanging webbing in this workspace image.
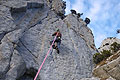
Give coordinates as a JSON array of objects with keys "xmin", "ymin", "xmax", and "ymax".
[{"xmin": 34, "ymin": 32, "xmax": 58, "ymax": 80}]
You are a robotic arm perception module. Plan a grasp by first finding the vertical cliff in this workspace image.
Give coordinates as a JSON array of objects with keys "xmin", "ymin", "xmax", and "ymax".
[{"xmin": 0, "ymin": 0, "xmax": 97, "ymax": 80}]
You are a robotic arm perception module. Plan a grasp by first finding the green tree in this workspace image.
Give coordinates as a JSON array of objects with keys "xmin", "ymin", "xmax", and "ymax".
[
  {"xmin": 101, "ymin": 50, "xmax": 112, "ymax": 59},
  {"xmin": 111, "ymin": 42, "xmax": 120, "ymax": 53},
  {"xmin": 93, "ymin": 50, "xmax": 112, "ymax": 64},
  {"xmin": 93, "ymin": 53, "xmax": 104, "ymax": 64}
]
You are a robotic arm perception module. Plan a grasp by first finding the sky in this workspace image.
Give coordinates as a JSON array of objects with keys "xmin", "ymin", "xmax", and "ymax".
[{"xmin": 63, "ymin": 0, "xmax": 120, "ymax": 48}]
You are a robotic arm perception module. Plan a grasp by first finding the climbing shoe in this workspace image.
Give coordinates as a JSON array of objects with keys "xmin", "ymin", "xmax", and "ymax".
[
  {"xmin": 57, "ymin": 49, "xmax": 59, "ymax": 54},
  {"xmin": 56, "ymin": 47, "xmax": 59, "ymax": 54}
]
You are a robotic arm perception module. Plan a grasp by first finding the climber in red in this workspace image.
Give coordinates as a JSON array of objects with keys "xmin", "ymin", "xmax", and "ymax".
[{"xmin": 50, "ymin": 29, "xmax": 62, "ymax": 54}]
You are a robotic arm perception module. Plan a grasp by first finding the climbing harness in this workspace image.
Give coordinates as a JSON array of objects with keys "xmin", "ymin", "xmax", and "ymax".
[{"xmin": 34, "ymin": 32, "xmax": 58, "ymax": 80}]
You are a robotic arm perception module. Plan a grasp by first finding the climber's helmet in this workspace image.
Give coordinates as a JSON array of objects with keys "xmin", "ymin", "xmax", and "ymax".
[{"xmin": 57, "ymin": 29, "xmax": 60, "ymax": 32}]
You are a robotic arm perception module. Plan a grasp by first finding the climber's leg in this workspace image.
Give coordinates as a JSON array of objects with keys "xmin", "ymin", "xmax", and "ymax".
[
  {"xmin": 50, "ymin": 48, "xmax": 53, "ymax": 56},
  {"xmin": 50, "ymin": 48, "xmax": 54, "ymax": 61},
  {"xmin": 56, "ymin": 47, "xmax": 59, "ymax": 54},
  {"xmin": 55, "ymin": 42, "xmax": 57, "ymax": 48},
  {"xmin": 57, "ymin": 41, "xmax": 61, "ymax": 49},
  {"xmin": 56, "ymin": 41, "xmax": 61, "ymax": 54}
]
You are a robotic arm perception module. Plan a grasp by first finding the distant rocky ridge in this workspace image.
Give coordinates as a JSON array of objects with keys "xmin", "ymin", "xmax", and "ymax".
[
  {"xmin": 93, "ymin": 37, "xmax": 120, "ymax": 80},
  {"xmin": 98, "ymin": 37, "xmax": 120, "ymax": 52},
  {"xmin": 0, "ymin": 0, "xmax": 97, "ymax": 80}
]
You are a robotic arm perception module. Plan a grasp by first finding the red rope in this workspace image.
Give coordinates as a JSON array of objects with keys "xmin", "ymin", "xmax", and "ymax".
[{"xmin": 34, "ymin": 33, "xmax": 58, "ymax": 80}]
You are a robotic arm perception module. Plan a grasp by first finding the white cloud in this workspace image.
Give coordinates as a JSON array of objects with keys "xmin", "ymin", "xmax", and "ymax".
[
  {"xmin": 71, "ymin": 0, "xmax": 84, "ymax": 12},
  {"xmin": 64, "ymin": 0, "xmax": 120, "ymax": 48},
  {"xmin": 95, "ymin": 34, "xmax": 106, "ymax": 48},
  {"xmin": 117, "ymin": 34, "xmax": 120, "ymax": 39},
  {"xmin": 63, "ymin": 0, "xmax": 71, "ymax": 14},
  {"xmin": 87, "ymin": 1, "xmax": 101, "ymax": 21}
]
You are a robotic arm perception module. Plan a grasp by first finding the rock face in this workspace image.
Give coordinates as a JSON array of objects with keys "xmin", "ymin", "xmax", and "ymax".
[
  {"xmin": 93, "ymin": 38, "xmax": 120, "ymax": 80},
  {"xmin": 93, "ymin": 50, "xmax": 120, "ymax": 80},
  {"xmin": 98, "ymin": 37, "xmax": 120, "ymax": 52},
  {"xmin": 80, "ymin": 77, "xmax": 100, "ymax": 80},
  {"xmin": 0, "ymin": 0, "xmax": 97, "ymax": 80}
]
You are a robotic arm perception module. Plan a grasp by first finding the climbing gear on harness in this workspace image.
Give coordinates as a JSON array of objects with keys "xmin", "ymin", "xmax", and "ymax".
[
  {"xmin": 50, "ymin": 40, "xmax": 56, "ymax": 49},
  {"xmin": 50, "ymin": 39, "xmax": 60, "ymax": 54}
]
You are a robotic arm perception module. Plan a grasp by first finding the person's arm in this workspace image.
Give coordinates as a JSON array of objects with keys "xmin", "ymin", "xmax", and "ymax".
[{"xmin": 52, "ymin": 32, "xmax": 57, "ymax": 36}]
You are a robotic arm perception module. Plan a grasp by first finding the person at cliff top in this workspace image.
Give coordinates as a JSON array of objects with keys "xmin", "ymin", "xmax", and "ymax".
[
  {"xmin": 117, "ymin": 29, "xmax": 120, "ymax": 34},
  {"xmin": 50, "ymin": 29, "xmax": 62, "ymax": 54},
  {"xmin": 84, "ymin": 17, "xmax": 90, "ymax": 26}
]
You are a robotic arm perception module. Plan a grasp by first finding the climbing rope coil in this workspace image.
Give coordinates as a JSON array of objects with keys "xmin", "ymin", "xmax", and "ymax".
[{"xmin": 34, "ymin": 32, "xmax": 58, "ymax": 80}]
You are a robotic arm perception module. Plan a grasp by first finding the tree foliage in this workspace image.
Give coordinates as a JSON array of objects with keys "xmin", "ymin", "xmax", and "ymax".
[
  {"xmin": 93, "ymin": 42, "xmax": 120, "ymax": 64},
  {"xmin": 93, "ymin": 50, "xmax": 112, "ymax": 64},
  {"xmin": 110, "ymin": 42, "xmax": 120, "ymax": 53}
]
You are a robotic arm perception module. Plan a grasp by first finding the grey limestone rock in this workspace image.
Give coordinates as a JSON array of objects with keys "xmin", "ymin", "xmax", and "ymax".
[
  {"xmin": 0, "ymin": 0, "xmax": 97, "ymax": 80},
  {"xmin": 4, "ymin": 50, "xmax": 26, "ymax": 80},
  {"xmin": 98, "ymin": 37, "xmax": 120, "ymax": 52},
  {"xmin": 93, "ymin": 50, "xmax": 120, "ymax": 80}
]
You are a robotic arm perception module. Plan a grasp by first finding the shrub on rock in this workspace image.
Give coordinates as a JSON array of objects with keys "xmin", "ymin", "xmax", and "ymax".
[
  {"xmin": 93, "ymin": 53, "xmax": 104, "ymax": 64},
  {"xmin": 110, "ymin": 42, "xmax": 120, "ymax": 53},
  {"xmin": 93, "ymin": 50, "xmax": 112, "ymax": 64}
]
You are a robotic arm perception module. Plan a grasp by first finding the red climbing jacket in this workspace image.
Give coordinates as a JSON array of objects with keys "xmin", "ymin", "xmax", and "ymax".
[
  {"xmin": 52, "ymin": 32, "xmax": 62, "ymax": 38},
  {"xmin": 52, "ymin": 30, "xmax": 62, "ymax": 43}
]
